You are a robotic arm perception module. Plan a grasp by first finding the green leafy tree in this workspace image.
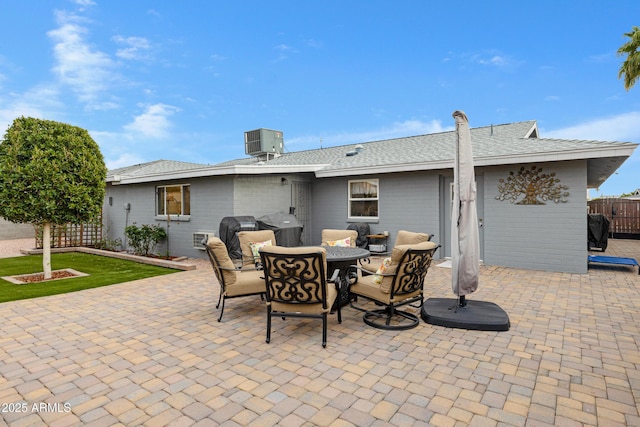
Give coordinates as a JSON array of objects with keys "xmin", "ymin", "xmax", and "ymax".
[
  {"xmin": 618, "ymin": 26, "xmax": 640, "ymax": 90},
  {"xmin": 0, "ymin": 117, "xmax": 107, "ymax": 279}
]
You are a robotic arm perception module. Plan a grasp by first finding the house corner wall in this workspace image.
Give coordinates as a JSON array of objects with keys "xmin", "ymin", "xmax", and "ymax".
[{"xmin": 483, "ymin": 160, "xmax": 587, "ymax": 273}]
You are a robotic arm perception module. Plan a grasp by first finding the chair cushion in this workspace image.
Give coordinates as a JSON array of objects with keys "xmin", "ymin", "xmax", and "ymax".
[
  {"xmin": 238, "ymin": 230, "xmax": 276, "ymax": 267},
  {"xmin": 394, "ymin": 230, "xmax": 432, "ymax": 246},
  {"xmin": 225, "ymin": 269, "xmax": 266, "ymax": 297},
  {"xmin": 206, "ymin": 237, "xmax": 237, "ymax": 286},
  {"xmin": 321, "ymin": 229, "xmax": 357, "ymax": 248},
  {"xmin": 350, "ymin": 278, "xmax": 421, "ymax": 304},
  {"xmin": 390, "ymin": 241, "xmax": 438, "ymax": 263}
]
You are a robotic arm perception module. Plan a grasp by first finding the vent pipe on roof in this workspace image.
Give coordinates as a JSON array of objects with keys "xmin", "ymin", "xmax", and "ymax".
[
  {"xmin": 346, "ymin": 144, "xmax": 364, "ymax": 157},
  {"xmin": 490, "ymin": 124, "xmax": 494, "ymax": 136}
]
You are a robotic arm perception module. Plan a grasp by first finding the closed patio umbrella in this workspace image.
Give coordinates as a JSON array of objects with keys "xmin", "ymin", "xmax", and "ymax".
[
  {"xmin": 421, "ymin": 110, "xmax": 510, "ymax": 331},
  {"xmin": 451, "ymin": 110, "xmax": 479, "ymax": 303}
]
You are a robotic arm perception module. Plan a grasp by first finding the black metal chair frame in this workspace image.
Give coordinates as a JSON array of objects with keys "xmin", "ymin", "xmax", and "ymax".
[
  {"xmin": 260, "ymin": 249, "xmax": 341, "ymax": 348},
  {"xmin": 350, "ymin": 246, "xmax": 438, "ymax": 330},
  {"xmin": 204, "ymin": 243, "xmax": 265, "ymax": 322}
]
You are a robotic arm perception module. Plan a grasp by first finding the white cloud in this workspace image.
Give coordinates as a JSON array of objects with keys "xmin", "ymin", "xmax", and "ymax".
[
  {"xmin": 274, "ymin": 43, "xmax": 298, "ymax": 61},
  {"xmin": 124, "ymin": 103, "xmax": 180, "ymax": 138},
  {"xmin": 544, "ymin": 111, "xmax": 640, "ymax": 142},
  {"xmin": 287, "ymin": 119, "xmax": 451, "ymax": 148},
  {"xmin": 47, "ymin": 10, "xmax": 120, "ymax": 109},
  {"xmin": 469, "ymin": 50, "xmax": 522, "ymax": 70},
  {"xmin": 113, "ymin": 35, "xmax": 151, "ymax": 60},
  {"xmin": 479, "ymin": 55, "xmax": 507, "ymax": 66},
  {"xmin": 104, "ymin": 152, "xmax": 145, "ymax": 170},
  {"xmin": 0, "ymin": 85, "xmax": 63, "ymax": 133}
]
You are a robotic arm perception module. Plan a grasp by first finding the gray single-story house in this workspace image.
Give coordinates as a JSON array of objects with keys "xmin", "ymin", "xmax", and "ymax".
[{"xmin": 103, "ymin": 121, "xmax": 637, "ymax": 273}]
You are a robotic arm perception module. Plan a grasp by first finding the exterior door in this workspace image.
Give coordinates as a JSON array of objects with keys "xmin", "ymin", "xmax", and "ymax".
[
  {"xmin": 291, "ymin": 181, "xmax": 312, "ymax": 245},
  {"xmin": 441, "ymin": 175, "xmax": 484, "ymax": 259}
]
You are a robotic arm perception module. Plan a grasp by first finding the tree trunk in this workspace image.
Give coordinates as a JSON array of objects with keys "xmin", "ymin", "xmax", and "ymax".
[{"xmin": 43, "ymin": 222, "xmax": 52, "ymax": 280}]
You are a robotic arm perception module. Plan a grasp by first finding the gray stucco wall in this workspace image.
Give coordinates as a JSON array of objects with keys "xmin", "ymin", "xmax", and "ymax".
[
  {"xmin": 103, "ymin": 174, "xmax": 313, "ymax": 259},
  {"xmin": 0, "ymin": 219, "xmax": 34, "ymax": 240},
  {"xmin": 310, "ymin": 172, "xmax": 441, "ymax": 251},
  {"xmin": 104, "ymin": 176, "xmax": 236, "ymax": 259},
  {"xmin": 482, "ymin": 160, "xmax": 587, "ymax": 273},
  {"xmin": 102, "ymin": 160, "xmax": 589, "ymax": 272}
]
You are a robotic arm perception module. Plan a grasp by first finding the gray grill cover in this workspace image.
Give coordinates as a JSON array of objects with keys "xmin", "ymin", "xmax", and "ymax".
[
  {"xmin": 219, "ymin": 216, "xmax": 258, "ymax": 259},
  {"xmin": 258, "ymin": 213, "xmax": 303, "ymax": 247}
]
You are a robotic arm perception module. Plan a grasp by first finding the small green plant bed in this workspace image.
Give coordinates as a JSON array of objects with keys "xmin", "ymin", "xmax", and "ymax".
[{"xmin": 0, "ymin": 252, "xmax": 179, "ymax": 304}]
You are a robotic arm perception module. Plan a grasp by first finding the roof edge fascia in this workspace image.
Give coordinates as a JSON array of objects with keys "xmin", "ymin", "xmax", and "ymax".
[
  {"xmin": 109, "ymin": 164, "xmax": 328, "ymax": 184},
  {"xmin": 315, "ymin": 145, "xmax": 637, "ymax": 178}
]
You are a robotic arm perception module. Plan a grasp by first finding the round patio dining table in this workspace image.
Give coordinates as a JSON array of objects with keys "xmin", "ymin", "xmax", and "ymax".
[{"xmin": 323, "ymin": 246, "xmax": 370, "ymax": 307}]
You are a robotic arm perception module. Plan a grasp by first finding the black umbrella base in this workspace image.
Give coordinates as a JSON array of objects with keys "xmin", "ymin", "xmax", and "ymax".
[{"xmin": 421, "ymin": 298, "xmax": 510, "ymax": 331}]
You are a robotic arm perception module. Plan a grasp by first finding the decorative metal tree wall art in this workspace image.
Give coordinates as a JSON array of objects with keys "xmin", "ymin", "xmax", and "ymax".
[{"xmin": 496, "ymin": 165, "xmax": 569, "ymax": 205}]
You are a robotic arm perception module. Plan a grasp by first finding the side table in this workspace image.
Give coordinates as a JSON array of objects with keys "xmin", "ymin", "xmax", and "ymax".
[{"xmin": 367, "ymin": 234, "xmax": 388, "ymax": 254}]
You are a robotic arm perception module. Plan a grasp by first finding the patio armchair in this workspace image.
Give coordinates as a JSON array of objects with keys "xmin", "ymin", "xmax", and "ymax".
[
  {"xmin": 260, "ymin": 245, "xmax": 341, "ymax": 348},
  {"xmin": 350, "ymin": 241, "xmax": 439, "ymax": 330},
  {"xmin": 321, "ymin": 229, "xmax": 358, "ymax": 248},
  {"xmin": 237, "ymin": 230, "xmax": 277, "ymax": 268},
  {"xmin": 361, "ymin": 230, "xmax": 433, "ymax": 275},
  {"xmin": 205, "ymin": 237, "xmax": 266, "ymax": 322}
]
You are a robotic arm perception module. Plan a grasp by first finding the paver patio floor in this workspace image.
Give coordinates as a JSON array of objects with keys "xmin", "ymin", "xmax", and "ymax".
[{"xmin": 0, "ymin": 239, "xmax": 639, "ymax": 426}]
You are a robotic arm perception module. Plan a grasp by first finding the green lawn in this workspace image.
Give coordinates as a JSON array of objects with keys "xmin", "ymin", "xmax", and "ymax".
[{"xmin": 0, "ymin": 252, "xmax": 179, "ymax": 303}]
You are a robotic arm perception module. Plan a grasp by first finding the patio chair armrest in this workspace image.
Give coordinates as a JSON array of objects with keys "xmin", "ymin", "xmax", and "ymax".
[
  {"xmin": 239, "ymin": 265, "xmax": 263, "ymax": 271},
  {"xmin": 217, "ymin": 265, "xmax": 262, "ymax": 272},
  {"xmin": 350, "ymin": 264, "xmax": 385, "ymax": 274}
]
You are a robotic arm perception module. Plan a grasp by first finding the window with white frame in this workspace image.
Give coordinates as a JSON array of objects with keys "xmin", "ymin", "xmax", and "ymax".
[
  {"xmin": 157, "ymin": 184, "xmax": 190, "ymax": 217},
  {"xmin": 348, "ymin": 179, "xmax": 379, "ymax": 219}
]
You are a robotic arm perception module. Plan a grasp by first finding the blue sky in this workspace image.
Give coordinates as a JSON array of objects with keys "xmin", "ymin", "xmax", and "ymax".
[{"xmin": 1, "ymin": 1, "xmax": 639, "ymax": 197}]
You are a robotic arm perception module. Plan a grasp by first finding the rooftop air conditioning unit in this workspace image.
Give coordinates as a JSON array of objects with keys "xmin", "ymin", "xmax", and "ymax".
[
  {"xmin": 193, "ymin": 231, "xmax": 216, "ymax": 250},
  {"xmin": 244, "ymin": 128, "xmax": 284, "ymax": 157}
]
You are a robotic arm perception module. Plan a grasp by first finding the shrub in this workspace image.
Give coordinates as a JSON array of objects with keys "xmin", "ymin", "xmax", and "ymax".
[{"xmin": 124, "ymin": 224, "xmax": 167, "ymax": 256}]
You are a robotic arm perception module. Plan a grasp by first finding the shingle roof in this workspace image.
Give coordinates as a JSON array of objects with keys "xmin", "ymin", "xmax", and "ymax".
[
  {"xmin": 107, "ymin": 121, "xmax": 637, "ymax": 186},
  {"xmin": 216, "ymin": 121, "xmax": 539, "ymax": 170},
  {"xmin": 107, "ymin": 159, "xmax": 210, "ymax": 180}
]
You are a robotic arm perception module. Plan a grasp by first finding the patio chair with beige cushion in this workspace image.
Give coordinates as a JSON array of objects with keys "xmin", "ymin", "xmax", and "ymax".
[
  {"xmin": 350, "ymin": 241, "xmax": 439, "ymax": 330},
  {"xmin": 361, "ymin": 230, "xmax": 433, "ymax": 275},
  {"xmin": 205, "ymin": 237, "xmax": 266, "ymax": 322},
  {"xmin": 260, "ymin": 245, "xmax": 341, "ymax": 348},
  {"xmin": 321, "ymin": 229, "xmax": 357, "ymax": 248},
  {"xmin": 394, "ymin": 229, "xmax": 432, "ymax": 246},
  {"xmin": 237, "ymin": 230, "xmax": 277, "ymax": 268}
]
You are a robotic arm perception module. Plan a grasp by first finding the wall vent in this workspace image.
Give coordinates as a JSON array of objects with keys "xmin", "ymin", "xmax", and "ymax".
[
  {"xmin": 193, "ymin": 231, "xmax": 216, "ymax": 250},
  {"xmin": 244, "ymin": 128, "xmax": 284, "ymax": 157}
]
